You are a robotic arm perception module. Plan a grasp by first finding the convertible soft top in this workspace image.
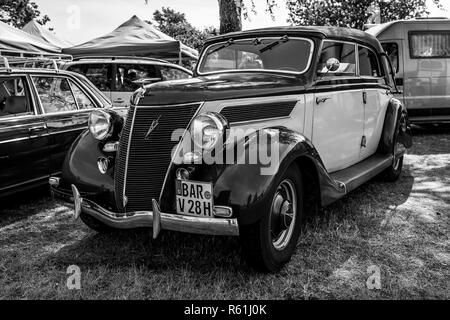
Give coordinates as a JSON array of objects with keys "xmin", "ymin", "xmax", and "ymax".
[{"xmin": 204, "ymin": 26, "xmax": 384, "ymax": 53}]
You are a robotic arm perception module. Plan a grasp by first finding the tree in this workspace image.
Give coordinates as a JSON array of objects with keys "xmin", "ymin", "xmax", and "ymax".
[
  {"xmin": 151, "ymin": 7, "xmax": 218, "ymax": 52},
  {"xmin": 218, "ymin": 0, "xmax": 277, "ymax": 34},
  {"xmin": 218, "ymin": 0, "xmax": 243, "ymax": 34},
  {"xmin": 0, "ymin": 0, "xmax": 50, "ymax": 28},
  {"xmin": 286, "ymin": 0, "xmax": 443, "ymax": 30}
]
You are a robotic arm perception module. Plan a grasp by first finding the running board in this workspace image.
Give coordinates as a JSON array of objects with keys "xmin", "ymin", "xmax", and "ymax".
[{"xmin": 330, "ymin": 153, "xmax": 393, "ymax": 195}]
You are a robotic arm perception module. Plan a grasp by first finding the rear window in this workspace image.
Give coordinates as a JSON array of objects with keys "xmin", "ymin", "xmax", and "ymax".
[
  {"xmin": 409, "ymin": 31, "xmax": 450, "ymax": 58},
  {"xmin": 358, "ymin": 46, "xmax": 381, "ymax": 77}
]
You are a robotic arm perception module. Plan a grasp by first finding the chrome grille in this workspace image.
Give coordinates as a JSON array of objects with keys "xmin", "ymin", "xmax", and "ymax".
[{"xmin": 115, "ymin": 104, "xmax": 201, "ymax": 212}]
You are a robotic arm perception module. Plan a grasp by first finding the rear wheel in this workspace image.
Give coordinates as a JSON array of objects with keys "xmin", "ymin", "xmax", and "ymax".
[
  {"xmin": 384, "ymin": 153, "xmax": 403, "ymax": 182},
  {"xmin": 383, "ymin": 123, "xmax": 404, "ymax": 182},
  {"xmin": 240, "ymin": 165, "xmax": 303, "ymax": 272}
]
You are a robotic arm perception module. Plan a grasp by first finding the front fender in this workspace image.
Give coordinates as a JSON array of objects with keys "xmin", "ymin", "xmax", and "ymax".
[
  {"xmin": 169, "ymin": 127, "xmax": 343, "ymax": 226},
  {"xmin": 59, "ymin": 130, "xmax": 117, "ymax": 210}
]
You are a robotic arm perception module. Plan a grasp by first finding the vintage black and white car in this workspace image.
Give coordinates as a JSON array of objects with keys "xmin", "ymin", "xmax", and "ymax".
[{"xmin": 51, "ymin": 26, "xmax": 413, "ymax": 272}]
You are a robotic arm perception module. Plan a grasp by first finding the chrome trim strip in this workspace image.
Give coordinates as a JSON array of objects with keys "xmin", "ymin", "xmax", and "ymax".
[
  {"xmin": 228, "ymin": 115, "xmax": 292, "ymax": 126},
  {"xmin": 0, "ymin": 114, "xmax": 37, "ymax": 121},
  {"xmin": 71, "ymin": 185, "xmax": 239, "ymax": 237},
  {"xmin": 122, "ymin": 106, "xmax": 137, "ymax": 209},
  {"xmin": 46, "ymin": 127, "xmax": 84, "ymax": 135},
  {"xmin": 0, "ymin": 127, "xmax": 83, "ymax": 144},
  {"xmin": 0, "ymin": 175, "xmax": 49, "ymax": 192},
  {"xmin": 197, "ymin": 37, "xmax": 315, "ymax": 76},
  {"xmin": 0, "ymin": 133, "xmax": 48, "ymax": 144}
]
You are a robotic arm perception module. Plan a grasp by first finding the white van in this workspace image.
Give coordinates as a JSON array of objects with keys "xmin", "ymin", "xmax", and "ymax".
[{"xmin": 367, "ymin": 18, "xmax": 450, "ymax": 123}]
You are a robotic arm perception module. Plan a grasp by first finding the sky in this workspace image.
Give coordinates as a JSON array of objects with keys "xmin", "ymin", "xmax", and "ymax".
[{"xmin": 33, "ymin": 0, "xmax": 450, "ymax": 46}]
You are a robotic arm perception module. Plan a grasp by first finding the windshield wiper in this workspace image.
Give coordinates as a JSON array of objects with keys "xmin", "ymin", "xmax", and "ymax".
[
  {"xmin": 259, "ymin": 35, "xmax": 289, "ymax": 53},
  {"xmin": 209, "ymin": 38, "xmax": 234, "ymax": 55}
]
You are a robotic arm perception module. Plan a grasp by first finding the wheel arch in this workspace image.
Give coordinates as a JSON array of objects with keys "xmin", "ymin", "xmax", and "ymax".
[{"xmin": 378, "ymin": 97, "xmax": 413, "ymax": 154}]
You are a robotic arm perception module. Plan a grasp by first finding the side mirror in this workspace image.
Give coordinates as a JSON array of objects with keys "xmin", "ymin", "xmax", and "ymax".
[{"xmin": 326, "ymin": 58, "xmax": 340, "ymax": 72}]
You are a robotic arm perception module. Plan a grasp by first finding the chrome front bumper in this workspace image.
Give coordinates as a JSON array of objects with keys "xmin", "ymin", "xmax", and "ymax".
[{"xmin": 70, "ymin": 184, "xmax": 239, "ymax": 238}]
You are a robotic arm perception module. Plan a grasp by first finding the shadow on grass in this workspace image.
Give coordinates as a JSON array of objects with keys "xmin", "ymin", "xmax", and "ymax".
[
  {"xmin": 44, "ymin": 168, "xmax": 416, "ymax": 278},
  {"xmin": 45, "ymin": 227, "xmax": 247, "ymax": 273},
  {"xmin": 0, "ymin": 187, "xmax": 53, "ymax": 227}
]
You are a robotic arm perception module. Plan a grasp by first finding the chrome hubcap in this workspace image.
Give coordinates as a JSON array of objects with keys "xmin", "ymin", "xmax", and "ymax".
[{"xmin": 270, "ymin": 179, "xmax": 297, "ymax": 251}]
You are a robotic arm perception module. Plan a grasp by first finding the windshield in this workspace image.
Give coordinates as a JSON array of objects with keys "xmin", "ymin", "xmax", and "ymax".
[{"xmin": 198, "ymin": 37, "xmax": 313, "ymax": 75}]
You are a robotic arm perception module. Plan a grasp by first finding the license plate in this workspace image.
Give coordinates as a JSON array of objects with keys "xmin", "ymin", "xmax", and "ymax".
[{"xmin": 175, "ymin": 180, "xmax": 214, "ymax": 217}]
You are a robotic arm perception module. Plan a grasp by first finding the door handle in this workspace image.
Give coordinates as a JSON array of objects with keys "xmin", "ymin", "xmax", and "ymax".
[
  {"xmin": 28, "ymin": 125, "xmax": 47, "ymax": 135},
  {"xmin": 113, "ymin": 98, "xmax": 124, "ymax": 103},
  {"xmin": 0, "ymin": 155, "xmax": 9, "ymax": 161},
  {"xmin": 316, "ymin": 97, "xmax": 331, "ymax": 105},
  {"xmin": 28, "ymin": 125, "xmax": 47, "ymax": 132},
  {"xmin": 362, "ymin": 92, "xmax": 367, "ymax": 104}
]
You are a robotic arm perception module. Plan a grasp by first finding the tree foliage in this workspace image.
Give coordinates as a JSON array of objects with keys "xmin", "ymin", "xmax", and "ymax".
[
  {"xmin": 286, "ymin": 0, "xmax": 443, "ymax": 30},
  {"xmin": 0, "ymin": 0, "xmax": 50, "ymax": 28},
  {"xmin": 151, "ymin": 7, "xmax": 218, "ymax": 52}
]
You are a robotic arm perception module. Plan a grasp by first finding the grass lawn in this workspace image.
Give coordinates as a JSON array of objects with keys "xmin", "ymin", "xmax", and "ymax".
[{"xmin": 0, "ymin": 126, "xmax": 448, "ymax": 299}]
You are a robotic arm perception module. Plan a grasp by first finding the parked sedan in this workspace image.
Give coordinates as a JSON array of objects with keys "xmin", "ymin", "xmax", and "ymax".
[
  {"xmin": 0, "ymin": 64, "xmax": 112, "ymax": 197},
  {"xmin": 51, "ymin": 26, "xmax": 413, "ymax": 272},
  {"xmin": 61, "ymin": 57, "xmax": 192, "ymax": 107}
]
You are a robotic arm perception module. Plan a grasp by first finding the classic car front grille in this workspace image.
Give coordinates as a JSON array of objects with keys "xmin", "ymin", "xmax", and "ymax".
[{"xmin": 115, "ymin": 104, "xmax": 201, "ymax": 212}]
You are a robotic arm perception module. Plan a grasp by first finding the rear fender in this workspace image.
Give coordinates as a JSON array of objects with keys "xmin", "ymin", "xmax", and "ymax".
[{"xmin": 378, "ymin": 98, "xmax": 413, "ymax": 154}]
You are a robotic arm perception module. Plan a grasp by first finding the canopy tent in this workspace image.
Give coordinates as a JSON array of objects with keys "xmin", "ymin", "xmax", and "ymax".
[
  {"xmin": 22, "ymin": 20, "xmax": 72, "ymax": 49},
  {"xmin": 0, "ymin": 20, "xmax": 61, "ymax": 54},
  {"xmin": 63, "ymin": 15, "xmax": 198, "ymax": 61},
  {"xmin": 143, "ymin": 18, "xmax": 199, "ymax": 60}
]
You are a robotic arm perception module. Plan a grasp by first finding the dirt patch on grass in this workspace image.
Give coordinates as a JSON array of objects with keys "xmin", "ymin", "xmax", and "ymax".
[{"xmin": 0, "ymin": 128, "xmax": 448, "ymax": 299}]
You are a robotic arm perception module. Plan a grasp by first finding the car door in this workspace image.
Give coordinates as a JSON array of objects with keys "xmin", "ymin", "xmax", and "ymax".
[
  {"xmin": 313, "ymin": 41, "xmax": 365, "ymax": 173},
  {"xmin": 110, "ymin": 63, "xmax": 162, "ymax": 107},
  {"xmin": 358, "ymin": 45, "xmax": 390, "ymax": 160},
  {"xmin": 65, "ymin": 63, "xmax": 113, "ymax": 104},
  {"xmin": 0, "ymin": 75, "xmax": 50, "ymax": 194},
  {"xmin": 30, "ymin": 75, "xmax": 96, "ymax": 175}
]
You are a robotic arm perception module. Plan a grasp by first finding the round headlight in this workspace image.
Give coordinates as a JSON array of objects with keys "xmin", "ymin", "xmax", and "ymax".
[
  {"xmin": 89, "ymin": 110, "xmax": 112, "ymax": 141},
  {"xmin": 190, "ymin": 112, "xmax": 228, "ymax": 151}
]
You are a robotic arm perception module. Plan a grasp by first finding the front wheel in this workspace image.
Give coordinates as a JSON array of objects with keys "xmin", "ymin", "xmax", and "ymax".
[{"xmin": 240, "ymin": 165, "xmax": 303, "ymax": 272}]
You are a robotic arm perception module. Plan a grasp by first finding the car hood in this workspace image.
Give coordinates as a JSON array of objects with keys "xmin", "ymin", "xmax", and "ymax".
[{"xmin": 138, "ymin": 72, "xmax": 307, "ymax": 106}]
